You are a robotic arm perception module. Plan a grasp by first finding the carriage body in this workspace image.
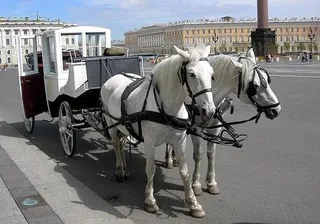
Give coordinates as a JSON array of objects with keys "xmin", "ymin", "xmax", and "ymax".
[{"xmin": 17, "ymin": 26, "xmax": 141, "ymax": 155}]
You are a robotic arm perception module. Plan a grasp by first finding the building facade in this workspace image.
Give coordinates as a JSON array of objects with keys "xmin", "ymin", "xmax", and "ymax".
[
  {"xmin": 125, "ymin": 17, "xmax": 320, "ymax": 55},
  {"xmin": 0, "ymin": 16, "xmax": 75, "ymax": 65}
]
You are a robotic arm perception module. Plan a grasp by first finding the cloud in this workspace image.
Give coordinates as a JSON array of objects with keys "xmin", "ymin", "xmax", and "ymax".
[
  {"xmin": 120, "ymin": 0, "xmax": 147, "ymax": 8},
  {"xmin": 18, "ymin": 0, "xmax": 34, "ymax": 7}
]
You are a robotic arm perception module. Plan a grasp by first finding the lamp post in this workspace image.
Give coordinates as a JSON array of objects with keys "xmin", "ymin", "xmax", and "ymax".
[
  {"xmin": 308, "ymin": 28, "xmax": 315, "ymax": 61},
  {"xmin": 212, "ymin": 31, "xmax": 219, "ymax": 55}
]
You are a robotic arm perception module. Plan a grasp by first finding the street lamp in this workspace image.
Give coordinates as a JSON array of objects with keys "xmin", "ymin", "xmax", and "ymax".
[
  {"xmin": 212, "ymin": 31, "xmax": 219, "ymax": 55},
  {"xmin": 308, "ymin": 28, "xmax": 315, "ymax": 60}
]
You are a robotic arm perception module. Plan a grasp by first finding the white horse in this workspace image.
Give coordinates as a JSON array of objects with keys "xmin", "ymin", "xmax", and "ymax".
[
  {"xmin": 100, "ymin": 45, "xmax": 215, "ymax": 217},
  {"xmin": 165, "ymin": 48, "xmax": 282, "ymax": 195}
]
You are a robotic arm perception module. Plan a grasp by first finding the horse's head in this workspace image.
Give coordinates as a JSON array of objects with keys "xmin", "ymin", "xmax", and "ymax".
[
  {"xmin": 174, "ymin": 45, "xmax": 215, "ymax": 121},
  {"xmin": 235, "ymin": 48, "xmax": 282, "ymax": 119}
]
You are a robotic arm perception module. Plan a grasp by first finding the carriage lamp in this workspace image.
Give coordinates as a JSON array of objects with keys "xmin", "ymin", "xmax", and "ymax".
[
  {"xmin": 308, "ymin": 29, "xmax": 315, "ymax": 58},
  {"xmin": 212, "ymin": 33, "xmax": 219, "ymax": 55}
]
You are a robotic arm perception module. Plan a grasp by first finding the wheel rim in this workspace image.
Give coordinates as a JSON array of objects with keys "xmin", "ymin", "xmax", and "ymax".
[{"xmin": 59, "ymin": 102, "xmax": 74, "ymax": 156}]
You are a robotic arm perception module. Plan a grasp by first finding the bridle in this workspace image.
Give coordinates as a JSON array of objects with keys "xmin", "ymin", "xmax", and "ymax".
[
  {"xmin": 237, "ymin": 57, "xmax": 280, "ymax": 113},
  {"xmin": 177, "ymin": 57, "xmax": 213, "ymax": 124},
  {"xmin": 178, "ymin": 57, "xmax": 213, "ymax": 100},
  {"xmin": 153, "ymin": 57, "xmax": 213, "ymax": 129}
]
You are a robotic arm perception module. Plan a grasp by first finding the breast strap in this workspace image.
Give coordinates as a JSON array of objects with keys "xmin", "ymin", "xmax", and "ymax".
[{"xmin": 119, "ymin": 74, "xmax": 190, "ymax": 144}]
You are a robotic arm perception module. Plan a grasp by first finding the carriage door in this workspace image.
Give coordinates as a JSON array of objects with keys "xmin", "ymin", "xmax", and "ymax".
[{"xmin": 17, "ymin": 36, "xmax": 47, "ymax": 119}]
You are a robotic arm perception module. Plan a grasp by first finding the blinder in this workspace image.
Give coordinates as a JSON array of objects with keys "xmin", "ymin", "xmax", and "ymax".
[{"xmin": 246, "ymin": 66, "xmax": 271, "ymax": 97}]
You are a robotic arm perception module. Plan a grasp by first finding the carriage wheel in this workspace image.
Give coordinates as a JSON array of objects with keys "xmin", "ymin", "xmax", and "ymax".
[
  {"xmin": 59, "ymin": 101, "xmax": 76, "ymax": 157},
  {"xmin": 24, "ymin": 116, "xmax": 35, "ymax": 134}
]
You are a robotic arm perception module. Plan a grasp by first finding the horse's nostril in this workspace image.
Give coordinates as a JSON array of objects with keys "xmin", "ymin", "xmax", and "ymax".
[
  {"xmin": 271, "ymin": 109, "xmax": 278, "ymax": 116},
  {"xmin": 202, "ymin": 108, "xmax": 207, "ymax": 116}
]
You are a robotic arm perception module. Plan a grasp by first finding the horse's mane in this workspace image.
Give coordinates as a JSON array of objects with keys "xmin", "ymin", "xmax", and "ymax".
[
  {"xmin": 209, "ymin": 53, "xmax": 254, "ymax": 91},
  {"xmin": 152, "ymin": 47, "xmax": 208, "ymax": 96}
]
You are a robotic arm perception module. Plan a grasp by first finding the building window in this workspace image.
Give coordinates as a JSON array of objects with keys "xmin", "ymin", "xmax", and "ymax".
[
  {"xmin": 186, "ymin": 30, "xmax": 189, "ymax": 35},
  {"xmin": 241, "ymin": 28, "xmax": 243, "ymax": 33},
  {"xmin": 14, "ymin": 30, "xmax": 19, "ymax": 35},
  {"xmin": 0, "ymin": 58, "xmax": 1, "ymax": 64},
  {"xmin": 291, "ymin": 28, "xmax": 294, "ymax": 32},
  {"xmin": 286, "ymin": 36, "xmax": 289, "ymax": 41},
  {"xmin": 297, "ymin": 28, "xmax": 300, "ymax": 32},
  {"xmin": 25, "ymin": 49, "xmax": 29, "ymax": 54},
  {"xmin": 7, "ymin": 57, "xmax": 11, "ymax": 63},
  {"xmin": 7, "ymin": 50, "xmax": 10, "ymax": 55},
  {"xmin": 303, "ymin": 28, "xmax": 305, "ymax": 32},
  {"xmin": 5, "ymin": 30, "xmax": 10, "ymax": 35},
  {"xmin": 208, "ymin": 30, "xmax": 210, "ymax": 34},
  {"xmin": 33, "ymin": 29, "xmax": 37, "ymax": 34},
  {"xmin": 66, "ymin": 39, "xmax": 69, "ymax": 45},
  {"xmin": 224, "ymin": 29, "xmax": 226, "ymax": 34},
  {"xmin": 291, "ymin": 36, "xmax": 294, "ymax": 41},
  {"xmin": 23, "ymin": 30, "xmax": 28, "ymax": 35},
  {"xmin": 235, "ymin": 28, "xmax": 237, "ymax": 33},
  {"xmin": 6, "ymin": 39, "xmax": 10, "ymax": 46},
  {"xmin": 24, "ymin": 39, "xmax": 28, "ymax": 45},
  {"xmin": 296, "ymin": 36, "xmax": 299, "ymax": 41},
  {"xmin": 71, "ymin": 38, "xmax": 75, "ymax": 45},
  {"xmin": 280, "ymin": 28, "xmax": 283, "ymax": 32},
  {"xmin": 0, "ymin": 50, "xmax": 1, "ymax": 55},
  {"xmin": 203, "ymin": 30, "xmax": 205, "ymax": 34}
]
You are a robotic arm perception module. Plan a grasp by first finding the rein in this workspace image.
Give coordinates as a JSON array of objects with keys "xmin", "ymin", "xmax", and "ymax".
[{"xmin": 186, "ymin": 56, "xmax": 281, "ymax": 148}]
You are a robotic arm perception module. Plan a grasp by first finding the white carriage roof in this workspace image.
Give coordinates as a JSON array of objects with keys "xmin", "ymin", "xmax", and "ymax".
[{"xmin": 36, "ymin": 25, "xmax": 111, "ymax": 36}]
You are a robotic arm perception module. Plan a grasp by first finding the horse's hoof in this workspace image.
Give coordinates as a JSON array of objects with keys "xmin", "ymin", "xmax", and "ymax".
[
  {"xmin": 115, "ymin": 174, "xmax": 126, "ymax": 183},
  {"xmin": 190, "ymin": 208, "xmax": 206, "ymax": 218},
  {"xmin": 193, "ymin": 185, "xmax": 203, "ymax": 196},
  {"xmin": 166, "ymin": 161, "xmax": 174, "ymax": 169},
  {"xmin": 173, "ymin": 159, "xmax": 179, "ymax": 167},
  {"xmin": 207, "ymin": 185, "xmax": 220, "ymax": 195},
  {"xmin": 145, "ymin": 203, "xmax": 159, "ymax": 213}
]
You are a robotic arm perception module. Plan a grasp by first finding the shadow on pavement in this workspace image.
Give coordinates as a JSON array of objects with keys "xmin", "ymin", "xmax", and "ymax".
[{"xmin": 9, "ymin": 120, "xmax": 191, "ymax": 220}]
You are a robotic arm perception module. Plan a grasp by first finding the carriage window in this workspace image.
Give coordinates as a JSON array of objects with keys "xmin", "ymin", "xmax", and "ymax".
[
  {"xmin": 86, "ymin": 33, "xmax": 106, "ymax": 56},
  {"xmin": 46, "ymin": 37, "xmax": 56, "ymax": 74},
  {"xmin": 60, "ymin": 34, "xmax": 83, "ymax": 70}
]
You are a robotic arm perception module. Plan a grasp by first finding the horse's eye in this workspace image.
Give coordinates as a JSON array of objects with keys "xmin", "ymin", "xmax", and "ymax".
[
  {"xmin": 211, "ymin": 76, "xmax": 215, "ymax": 81},
  {"xmin": 190, "ymin": 73, "xmax": 195, "ymax": 77},
  {"xmin": 254, "ymin": 84, "xmax": 259, "ymax": 88}
]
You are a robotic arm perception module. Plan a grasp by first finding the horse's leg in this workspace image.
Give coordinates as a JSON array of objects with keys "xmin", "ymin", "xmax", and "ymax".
[
  {"xmin": 144, "ymin": 140, "xmax": 159, "ymax": 213},
  {"xmin": 119, "ymin": 134, "xmax": 130, "ymax": 179},
  {"xmin": 172, "ymin": 135, "xmax": 205, "ymax": 218},
  {"xmin": 109, "ymin": 127, "xmax": 127, "ymax": 182},
  {"xmin": 190, "ymin": 135, "xmax": 203, "ymax": 196},
  {"xmin": 165, "ymin": 144, "xmax": 174, "ymax": 169},
  {"xmin": 165, "ymin": 145, "xmax": 179, "ymax": 169},
  {"xmin": 206, "ymin": 141, "xmax": 220, "ymax": 195}
]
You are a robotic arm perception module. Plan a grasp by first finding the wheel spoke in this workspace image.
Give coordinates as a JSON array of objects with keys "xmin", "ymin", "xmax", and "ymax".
[{"xmin": 58, "ymin": 102, "xmax": 76, "ymax": 157}]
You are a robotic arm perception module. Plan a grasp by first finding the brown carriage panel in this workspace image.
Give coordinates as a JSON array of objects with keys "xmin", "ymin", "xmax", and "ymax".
[{"xmin": 21, "ymin": 73, "xmax": 47, "ymax": 118}]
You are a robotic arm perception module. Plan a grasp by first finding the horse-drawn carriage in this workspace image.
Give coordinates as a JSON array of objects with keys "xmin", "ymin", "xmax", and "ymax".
[
  {"xmin": 17, "ymin": 25, "xmax": 281, "ymax": 218},
  {"xmin": 17, "ymin": 26, "xmax": 141, "ymax": 156}
]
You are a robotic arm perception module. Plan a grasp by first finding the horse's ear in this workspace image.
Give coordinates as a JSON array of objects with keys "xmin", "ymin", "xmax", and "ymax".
[
  {"xmin": 173, "ymin": 45, "xmax": 189, "ymax": 61},
  {"xmin": 246, "ymin": 48, "xmax": 256, "ymax": 63},
  {"xmin": 230, "ymin": 58, "xmax": 243, "ymax": 72},
  {"xmin": 204, "ymin": 45, "xmax": 211, "ymax": 57}
]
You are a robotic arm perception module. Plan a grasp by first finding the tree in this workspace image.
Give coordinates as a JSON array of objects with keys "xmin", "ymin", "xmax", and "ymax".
[
  {"xmin": 283, "ymin": 42, "xmax": 290, "ymax": 53},
  {"xmin": 296, "ymin": 42, "xmax": 305, "ymax": 52}
]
